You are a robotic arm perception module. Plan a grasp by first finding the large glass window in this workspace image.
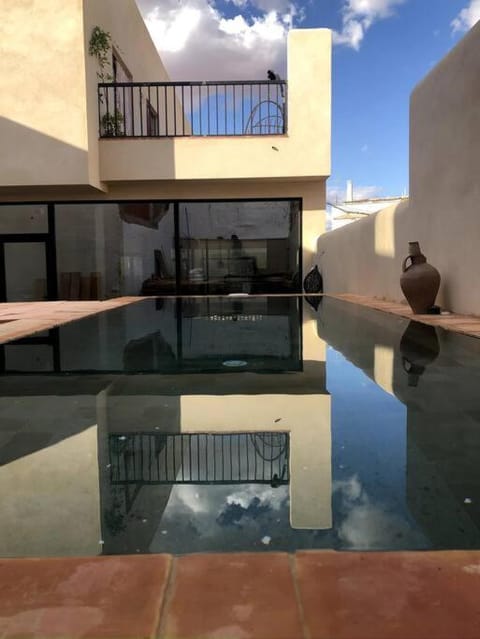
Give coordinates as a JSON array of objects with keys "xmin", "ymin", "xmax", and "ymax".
[
  {"xmin": 55, "ymin": 202, "xmax": 175, "ymax": 299},
  {"xmin": 0, "ymin": 200, "xmax": 301, "ymax": 300},
  {"xmin": 178, "ymin": 200, "xmax": 301, "ymax": 295}
]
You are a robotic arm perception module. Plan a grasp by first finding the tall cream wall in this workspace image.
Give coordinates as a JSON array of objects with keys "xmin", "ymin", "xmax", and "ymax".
[
  {"xmin": 0, "ymin": 0, "xmax": 90, "ymax": 187},
  {"xmin": 408, "ymin": 21, "xmax": 480, "ymax": 314},
  {"xmin": 318, "ymin": 22, "xmax": 480, "ymax": 316},
  {"xmin": 99, "ymin": 29, "xmax": 331, "ymax": 182},
  {"xmin": 83, "ymin": 0, "xmax": 173, "ymax": 190},
  {"xmin": 0, "ymin": 0, "xmax": 172, "ymax": 191}
]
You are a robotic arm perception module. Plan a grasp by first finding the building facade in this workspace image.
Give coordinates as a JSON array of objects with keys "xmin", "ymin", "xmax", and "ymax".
[{"xmin": 0, "ymin": 0, "xmax": 331, "ymax": 301}]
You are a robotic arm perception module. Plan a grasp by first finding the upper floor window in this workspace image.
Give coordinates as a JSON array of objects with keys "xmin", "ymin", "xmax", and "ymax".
[{"xmin": 112, "ymin": 50, "xmax": 132, "ymax": 83}]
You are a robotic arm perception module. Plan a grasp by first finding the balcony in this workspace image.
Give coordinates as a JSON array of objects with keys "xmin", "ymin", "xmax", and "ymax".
[
  {"xmin": 97, "ymin": 30, "xmax": 330, "ymax": 184},
  {"xmin": 98, "ymin": 80, "xmax": 287, "ymax": 138}
]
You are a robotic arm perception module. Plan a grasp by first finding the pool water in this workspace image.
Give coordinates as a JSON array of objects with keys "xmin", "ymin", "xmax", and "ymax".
[{"xmin": 1, "ymin": 295, "xmax": 480, "ymax": 557}]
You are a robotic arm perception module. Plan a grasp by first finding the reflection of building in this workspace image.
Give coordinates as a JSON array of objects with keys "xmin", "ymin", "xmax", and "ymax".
[
  {"xmin": 0, "ymin": 298, "xmax": 331, "ymax": 556},
  {"xmin": 317, "ymin": 297, "xmax": 480, "ymax": 549},
  {"xmin": 0, "ymin": 1, "xmax": 331, "ymax": 300}
]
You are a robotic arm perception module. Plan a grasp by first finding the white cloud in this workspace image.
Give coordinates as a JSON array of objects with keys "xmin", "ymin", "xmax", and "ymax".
[
  {"xmin": 138, "ymin": 0, "xmax": 297, "ymax": 80},
  {"xmin": 333, "ymin": 0, "xmax": 406, "ymax": 50},
  {"xmin": 451, "ymin": 0, "xmax": 480, "ymax": 33}
]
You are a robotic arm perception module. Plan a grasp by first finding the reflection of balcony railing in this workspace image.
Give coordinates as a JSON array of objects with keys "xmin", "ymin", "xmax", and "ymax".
[
  {"xmin": 109, "ymin": 432, "xmax": 289, "ymax": 486},
  {"xmin": 98, "ymin": 81, "xmax": 287, "ymax": 138}
]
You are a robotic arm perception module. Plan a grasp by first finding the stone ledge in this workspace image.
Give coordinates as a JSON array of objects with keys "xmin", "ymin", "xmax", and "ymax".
[{"xmin": 330, "ymin": 294, "xmax": 480, "ymax": 339}]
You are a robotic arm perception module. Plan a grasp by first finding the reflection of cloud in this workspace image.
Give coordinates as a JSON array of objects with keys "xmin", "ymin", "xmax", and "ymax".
[
  {"xmin": 150, "ymin": 483, "xmax": 291, "ymax": 553},
  {"xmin": 217, "ymin": 496, "xmax": 271, "ymax": 527},
  {"xmin": 227, "ymin": 485, "xmax": 287, "ymax": 510},
  {"xmin": 173, "ymin": 485, "xmax": 209, "ymax": 514},
  {"xmin": 334, "ymin": 474, "xmax": 425, "ymax": 549}
]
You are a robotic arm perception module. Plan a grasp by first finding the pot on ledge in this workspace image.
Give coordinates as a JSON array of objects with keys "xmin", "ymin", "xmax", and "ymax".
[{"xmin": 400, "ymin": 242, "xmax": 440, "ymax": 314}]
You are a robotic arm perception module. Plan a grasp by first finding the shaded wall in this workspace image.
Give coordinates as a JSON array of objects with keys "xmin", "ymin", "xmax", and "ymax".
[{"xmin": 318, "ymin": 22, "xmax": 480, "ymax": 316}]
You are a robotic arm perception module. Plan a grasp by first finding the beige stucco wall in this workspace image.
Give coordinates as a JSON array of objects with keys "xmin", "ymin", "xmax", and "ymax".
[
  {"xmin": 0, "ymin": 0, "xmax": 90, "ymax": 187},
  {"xmin": 318, "ymin": 22, "xmax": 480, "ymax": 316},
  {"xmin": 99, "ymin": 29, "xmax": 331, "ymax": 183},
  {"xmin": 1, "ymin": 4, "xmax": 330, "ymax": 190},
  {"xmin": 0, "ymin": 0, "xmax": 172, "ymax": 191},
  {"xmin": 82, "ymin": 0, "xmax": 173, "ymax": 190}
]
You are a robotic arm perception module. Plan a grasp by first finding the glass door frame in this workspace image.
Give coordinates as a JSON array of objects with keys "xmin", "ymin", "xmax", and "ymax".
[{"xmin": 0, "ymin": 204, "xmax": 57, "ymax": 302}]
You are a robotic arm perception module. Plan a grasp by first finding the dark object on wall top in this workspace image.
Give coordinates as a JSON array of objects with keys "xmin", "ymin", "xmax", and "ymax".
[{"xmin": 303, "ymin": 265, "xmax": 323, "ymax": 294}]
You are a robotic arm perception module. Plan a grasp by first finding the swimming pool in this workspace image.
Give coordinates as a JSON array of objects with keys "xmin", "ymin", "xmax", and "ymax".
[{"xmin": 1, "ymin": 295, "xmax": 479, "ymax": 556}]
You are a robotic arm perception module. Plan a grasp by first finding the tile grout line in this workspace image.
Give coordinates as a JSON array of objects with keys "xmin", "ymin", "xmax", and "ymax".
[
  {"xmin": 155, "ymin": 555, "xmax": 177, "ymax": 639},
  {"xmin": 289, "ymin": 554, "xmax": 311, "ymax": 639}
]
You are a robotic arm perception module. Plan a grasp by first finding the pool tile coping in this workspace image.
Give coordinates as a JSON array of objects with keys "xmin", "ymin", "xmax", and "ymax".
[
  {"xmin": 330, "ymin": 293, "xmax": 480, "ymax": 338},
  {"xmin": 2, "ymin": 551, "xmax": 480, "ymax": 638}
]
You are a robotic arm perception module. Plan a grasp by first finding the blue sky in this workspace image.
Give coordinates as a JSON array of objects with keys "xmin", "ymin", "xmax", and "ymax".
[{"xmin": 138, "ymin": 0, "xmax": 479, "ymax": 200}]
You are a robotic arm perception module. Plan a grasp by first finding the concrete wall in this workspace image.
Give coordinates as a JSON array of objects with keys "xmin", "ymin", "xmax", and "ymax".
[{"xmin": 318, "ymin": 22, "xmax": 480, "ymax": 316}]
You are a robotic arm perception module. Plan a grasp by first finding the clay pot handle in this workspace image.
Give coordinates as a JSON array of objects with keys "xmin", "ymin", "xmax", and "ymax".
[{"xmin": 402, "ymin": 256, "xmax": 412, "ymax": 272}]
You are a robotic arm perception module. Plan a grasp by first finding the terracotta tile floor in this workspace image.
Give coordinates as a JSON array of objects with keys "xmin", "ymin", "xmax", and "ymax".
[
  {"xmin": 331, "ymin": 294, "xmax": 480, "ymax": 339},
  {"xmin": 159, "ymin": 553, "xmax": 304, "ymax": 639},
  {"xmin": 0, "ymin": 298, "xmax": 142, "ymax": 344},
  {"xmin": 2, "ymin": 551, "xmax": 480, "ymax": 638},
  {"xmin": 1, "ymin": 294, "xmax": 479, "ymax": 346},
  {"xmin": 0, "ymin": 555, "xmax": 171, "ymax": 639}
]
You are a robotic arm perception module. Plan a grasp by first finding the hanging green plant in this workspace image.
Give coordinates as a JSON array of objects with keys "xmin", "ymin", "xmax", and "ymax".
[
  {"xmin": 89, "ymin": 26, "xmax": 113, "ymax": 82},
  {"xmin": 101, "ymin": 110, "xmax": 124, "ymax": 137}
]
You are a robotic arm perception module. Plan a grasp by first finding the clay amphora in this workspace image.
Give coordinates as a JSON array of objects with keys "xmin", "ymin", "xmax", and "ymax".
[{"xmin": 400, "ymin": 242, "xmax": 440, "ymax": 314}]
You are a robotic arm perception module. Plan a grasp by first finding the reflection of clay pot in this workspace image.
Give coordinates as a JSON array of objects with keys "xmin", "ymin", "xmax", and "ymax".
[
  {"xmin": 400, "ymin": 321, "xmax": 440, "ymax": 386},
  {"xmin": 400, "ymin": 242, "xmax": 440, "ymax": 314}
]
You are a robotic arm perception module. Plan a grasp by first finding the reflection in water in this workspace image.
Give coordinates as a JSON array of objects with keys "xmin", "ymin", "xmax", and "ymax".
[
  {"xmin": 304, "ymin": 294, "xmax": 323, "ymax": 312},
  {"xmin": 108, "ymin": 432, "xmax": 289, "ymax": 485},
  {"xmin": 2, "ymin": 295, "xmax": 480, "ymax": 556},
  {"xmin": 399, "ymin": 321, "xmax": 440, "ymax": 387}
]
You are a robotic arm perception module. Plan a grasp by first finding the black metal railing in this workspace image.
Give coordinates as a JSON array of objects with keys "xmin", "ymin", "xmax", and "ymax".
[
  {"xmin": 108, "ymin": 431, "xmax": 289, "ymax": 486},
  {"xmin": 98, "ymin": 81, "xmax": 287, "ymax": 138}
]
